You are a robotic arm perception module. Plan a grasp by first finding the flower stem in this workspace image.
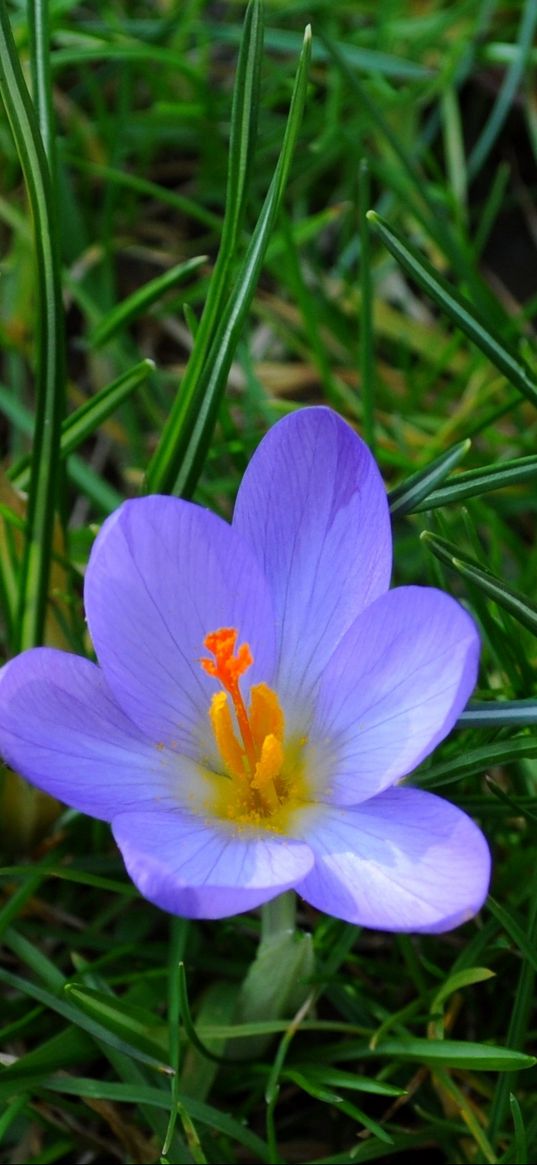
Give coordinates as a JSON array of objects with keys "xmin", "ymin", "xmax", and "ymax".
[
  {"xmin": 261, "ymin": 891, "xmax": 297, "ymax": 940},
  {"xmin": 230, "ymin": 892, "xmax": 312, "ymax": 1059}
]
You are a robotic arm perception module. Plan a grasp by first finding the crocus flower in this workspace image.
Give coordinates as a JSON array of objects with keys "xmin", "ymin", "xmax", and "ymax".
[{"xmin": 0, "ymin": 408, "xmax": 490, "ymax": 930}]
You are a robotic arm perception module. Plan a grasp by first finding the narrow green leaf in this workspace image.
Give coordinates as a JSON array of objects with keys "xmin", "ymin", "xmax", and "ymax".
[
  {"xmin": 419, "ymin": 735, "xmax": 537, "ymax": 787},
  {"xmin": 146, "ymin": 0, "xmax": 265, "ymax": 494},
  {"xmin": 324, "ymin": 29, "xmax": 495, "ymax": 317},
  {"xmin": 0, "ymin": 385, "xmax": 123, "ymax": 514},
  {"xmin": 452, "ymin": 557, "xmax": 537, "ymax": 637},
  {"xmin": 359, "ymin": 158, "xmax": 375, "ymax": 451},
  {"xmin": 284, "ymin": 1069, "xmax": 343, "ymax": 1105},
  {"xmin": 367, "ymin": 211, "xmax": 537, "ymax": 408},
  {"xmin": 4, "ymin": 925, "xmax": 65, "ymax": 991},
  {"xmin": 431, "ymin": 968, "xmax": 495, "ymax": 1015},
  {"xmin": 9, "ymin": 359, "xmax": 153, "ymax": 490},
  {"xmin": 64, "ymin": 983, "xmax": 169, "ymax": 1062},
  {"xmin": 487, "ymin": 899, "xmax": 537, "ymax": 977},
  {"xmin": 33, "ymin": 1076, "xmax": 271, "ymax": 1162},
  {"xmin": 459, "ymin": 702, "xmax": 537, "ymax": 728},
  {"xmin": 468, "ymin": 0, "xmax": 537, "ymax": 178},
  {"xmin": 510, "ymin": 1093, "xmax": 528, "ymax": 1165},
  {"xmin": 369, "ymin": 1038, "xmax": 535, "ymax": 1072},
  {"xmin": 0, "ymin": 3, "xmax": 66, "ymax": 648},
  {"xmin": 0, "ymin": 1097, "xmax": 28, "ymax": 1143},
  {"xmin": 412, "ymin": 454, "xmax": 537, "ymax": 511},
  {"xmin": 422, "ymin": 530, "xmax": 537, "ymax": 637},
  {"xmin": 335, "ymin": 1098, "xmax": 394, "ymax": 1145},
  {"xmin": 433, "ymin": 1067, "xmax": 497, "ymax": 1163},
  {"xmin": 177, "ymin": 963, "xmax": 227, "ymax": 1066},
  {"xmin": 0, "ymin": 852, "xmax": 55, "ymax": 940},
  {"xmin": 90, "ymin": 256, "xmax": 206, "ymax": 348},
  {"xmin": 147, "ymin": 18, "xmax": 312, "ymax": 497},
  {"xmin": 441, "ymin": 86, "xmax": 467, "ymax": 219},
  {"xmin": 0, "ymin": 1025, "xmax": 92, "ymax": 1086},
  {"xmin": 288, "ymin": 1066, "xmax": 405, "ymax": 1098},
  {"xmin": 0, "ymin": 967, "xmax": 172, "ymax": 1077},
  {"xmin": 208, "ymin": 23, "xmax": 434, "ymax": 80},
  {"xmin": 488, "ymin": 871, "xmax": 537, "ymax": 1143},
  {"xmin": 28, "ymin": 0, "xmax": 55, "ymax": 169},
  {"xmin": 389, "ymin": 439, "xmax": 470, "ymax": 517}
]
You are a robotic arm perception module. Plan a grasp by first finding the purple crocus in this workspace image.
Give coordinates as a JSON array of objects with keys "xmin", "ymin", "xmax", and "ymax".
[{"xmin": 0, "ymin": 408, "xmax": 490, "ymax": 930}]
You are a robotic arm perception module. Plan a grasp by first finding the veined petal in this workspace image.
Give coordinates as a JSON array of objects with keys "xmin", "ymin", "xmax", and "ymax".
[
  {"xmin": 112, "ymin": 810, "xmax": 314, "ymax": 919},
  {"xmin": 233, "ymin": 408, "xmax": 391, "ymax": 707},
  {"xmin": 0, "ymin": 649, "xmax": 177, "ymax": 821},
  {"xmin": 85, "ymin": 496, "xmax": 276, "ymax": 749},
  {"xmin": 312, "ymin": 586, "xmax": 479, "ymax": 804},
  {"xmin": 297, "ymin": 789, "xmax": 491, "ymax": 932}
]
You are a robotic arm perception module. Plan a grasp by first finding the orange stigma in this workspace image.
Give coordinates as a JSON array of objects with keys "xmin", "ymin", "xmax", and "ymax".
[
  {"xmin": 200, "ymin": 627, "xmax": 257, "ymax": 772},
  {"xmin": 199, "ymin": 626, "xmax": 308, "ymax": 830}
]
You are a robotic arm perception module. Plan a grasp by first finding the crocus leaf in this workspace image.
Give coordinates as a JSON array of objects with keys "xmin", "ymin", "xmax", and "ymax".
[
  {"xmin": 368, "ymin": 1038, "xmax": 535, "ymax": 1071},
  {"xmin": 422, "ymin": 530, "xmax": 537, "ymax": 637},
  {"xmin": 367, "ymin": 210, "xmax": 537, "ymax": 408}
]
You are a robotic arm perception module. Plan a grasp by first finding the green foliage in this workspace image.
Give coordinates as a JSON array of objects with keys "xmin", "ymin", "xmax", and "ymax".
[{"xmin": 1, "ymin": 0, "xmax": 537, "ymax": 1161}]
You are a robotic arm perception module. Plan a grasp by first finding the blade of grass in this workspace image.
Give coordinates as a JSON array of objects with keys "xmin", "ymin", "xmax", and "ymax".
[
  {"xmin": 412, "ymin": 454, "xmax": 537, "ymax": 511},
  {"xmin": 509, "ymin": 1094, "xmax": 528, "ymax": 1165},
  {"xmin": 488, "ymin": 870, "xmax": 537, "ymax": 1147},
  {"xmin": 367, "ymin": 211, "xmax": 537, "ymax": 408},
  {"xmin": 7, "ymin": 359, "xmax": 153, "ymax": 489},
  {"xmin": 468, "ymin": 0, "xmax": 537, "ymax": 179},
  {"xmin": 458, "ymin": 702, "xmax": 537, "ymax": 728},
  {"xmin": 147, "ymin": 20, "xmax": 312, "ymax": 498},
  {"xmin": 0, "ymin": 2, "xmax": 65, "ymax": 649},
  {"xmin": 28, "ymin": 0, "xmax": 55, "ymax": 170},
  {"xmin": 90, "ymin": 256, "xmax": 206, "ymax": 348},
  {"xmin": 422, "ymin": 530, "xmax": 537, "ymax": 637},
  {"xmin": 147, "ymin": 0, "xmax": 265, "ymax": 494},
  {"xmin": 322, "ymin": 28, "xmax": 496, "ymax": 319},
  {"xmin": 418, "ymin": 735, "xmax": 537, "ymax": 788},
  {"xmin": 359, "ymin": 158, "xmax": 375, "ymax": 451},
  {"xmin": 366, "ymin": 1039, "xmax": 535, "ymax": 1072},
  {"xmin": 209, "ymin": 23, "xmax": 434, "ymax": 81},
  {"xmin": 389, "ymin": 439, "xmax": 470, "ymax": 517}
]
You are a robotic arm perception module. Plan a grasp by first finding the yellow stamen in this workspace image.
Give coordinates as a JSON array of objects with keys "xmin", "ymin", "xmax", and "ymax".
[
  {"xmin": 208, "ymin": 691, "xmax": 244, "ymax": 779},
  {"xmin": 249, "ymin": 683, "xmax": 284, "ymax": 755}
]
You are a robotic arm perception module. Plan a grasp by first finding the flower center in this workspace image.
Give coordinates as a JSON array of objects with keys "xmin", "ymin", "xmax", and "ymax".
[{"xmin": 200, "ymin": 627, "xmax": 307, "ymax": 830}]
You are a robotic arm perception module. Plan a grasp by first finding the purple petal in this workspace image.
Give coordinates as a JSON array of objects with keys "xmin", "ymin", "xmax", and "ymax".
[
  {"xmin": 233, "ymin": 408, "xmax": 391, "ymax": 707},
  {"xmin": 85, "ymin": 496, "xmax": 276, "ymax": 747},
  {"xmin": 311, "ymin": 586, "xmax": 479, "ymax": 805},
  {"xmin": 0, "ymin": 649, "xmax": 178, "ymax": 821},
  {"xmin": 297, "ymin": 789, "xmax": 491, "ymax": 932},
  {"xmin": 112, "ymin": 810, "xmax": 314, "ymax": 919}
]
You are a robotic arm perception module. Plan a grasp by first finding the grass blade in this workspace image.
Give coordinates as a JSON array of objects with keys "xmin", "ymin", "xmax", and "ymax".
[
  {"xmin": 146, "ymin": 0, "xmax": 265, "ymax": 495},
  {"xmin": 0, "ymin": 2, "xmax": 65, "ymax": 649},
  {"xmin": 412, "ymin": 454, "xmax": 537, "ymax": 511},
  {"xmin": 367, "ymin": 211, "xmax": 537, "ymax": 408},
  {"xmin": 147, "ymin": 16, "xmax": 312, "ymax": 498},
  {"xmin": 422, "ymin": 530, "xmax": 537, "ymax": 637},
  {"xmin": 90, "ymin": 256, "xmax": 206, "ymax": 348},
  {"xmin": 389, "ymin": 439, "xmax": 470, "ymax": 517},
  {"xmin": 468, "ymin": 0, "xmax": 537, "ymax": 179},
  {"xmin": 8, "ymin": 359, "xmax": 154, "ymax": 490}
]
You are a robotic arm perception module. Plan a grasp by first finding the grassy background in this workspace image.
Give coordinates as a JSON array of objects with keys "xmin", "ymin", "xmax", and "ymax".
[{"xmin": 1, "ymin": 0, "xmax": 537, "ymax": 1161}]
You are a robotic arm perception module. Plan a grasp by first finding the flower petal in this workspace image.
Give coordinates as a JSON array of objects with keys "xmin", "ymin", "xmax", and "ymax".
[
  {"xmin": 112, "ymin": 810, "xmax": 314, "ymax": 919},
  {"xmin": 0, "ymin": 648, "xmax": 176, "ymax": 821},
  {"xmin": 297, "ymin": 789, "xmax": 491, "ymax": 932},
  {"xmin": 233, "ymin": 408, "xmax": 391, "ymax": 706},
  {"xmin": 85, "ymin": 496, "xmax": 276, "ymax": 747},
  {"xmin": 311, "ymin": 586, "xmax": 479, "ymax": 804}
]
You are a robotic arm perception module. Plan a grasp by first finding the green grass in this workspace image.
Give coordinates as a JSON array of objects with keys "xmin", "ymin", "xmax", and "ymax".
[{"xmin": 1, "ymin": 0, "xmax": 537, "ymax": 1161}]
